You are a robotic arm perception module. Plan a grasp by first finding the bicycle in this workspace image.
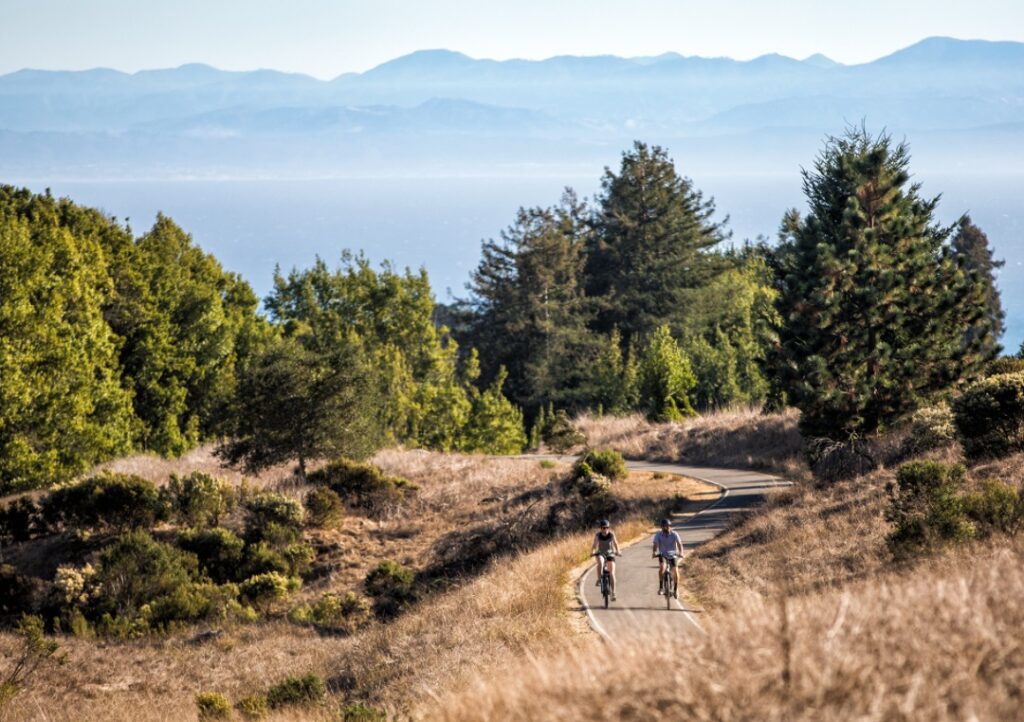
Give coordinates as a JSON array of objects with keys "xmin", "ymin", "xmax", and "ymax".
[
  {"xmin": 594, "ymin": 551, "xmax": 618, "ymax": 608},
  {"xmin": 657, "ymin": 552, "xmax": 678, "ymax": 609}
]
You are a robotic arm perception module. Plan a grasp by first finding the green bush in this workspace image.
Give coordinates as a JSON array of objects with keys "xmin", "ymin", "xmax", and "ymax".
[
  {"xmin": 308, "ymin": 458, "xmax": 417, "ymax": 519},
  {"xmin": 904, "ymin": 402, "xmax": 957, "ymax": 454},
  {"xmin": 952, "ymin": 372, "xmax": 1024, "ymax": 459},
  {"xmin": 239, "ymin": 572, "xmax": 300, "ymax": 610},
  {"xmin": 92, "ymin": 531, "xmax": 200, "ymax": 619},
  {"xmin": 196, "ymin": 692, "xmax": 232, "ymax": 719},
  {"xmin": 985, "ymin": 356, "xmax": 1024, "ymax": 377},
  {"xmin": 148, "ymin": 581, "xmax": 239, "ymax": 628},
  {"xmin": 542, "ymin": 410, "xmax": 587, "ymax": 454},
  {"xmin": 289, "ymin": 591, "xmax": 369, "ymax": 631},
  {"xmin": 0, "ymin": 565, "xmax": 39, "ymax": 623},
  {"xmin": 0, "ymin": 497, "xmax": 39, "ymax": 543},
  {"xmin": 304, "ymin": 486, "xmax": 344, "ymax": 528},
  {"xmin": 235, "ymin": 695, "xmax": 269, "ymax": 720},
  {"xmin": 177, "ymin": 527, "xmax": 246, "ymax": 584},
  {"xmin": 165, "ymin": 472, "xmax": 235, "ymax": 528},
  {"xmin": 574, "ymin": 449, "xmax": 628, "ymax": 482},
  {"xmin": 241, "ymin": 542, "xmax": 290, "ymax": 579},
  {"xmin": 961, "ymin": 479, "xmax": 1024, "ymax": 536},
  {"xmin": 886, "ymin": 461, "xmax": 974, "ymax": 556},
  {"xmin": 42, "ymin": 473, "xmax": 166, "ymax": 533},
  {"xmin": 265, "ymin": 673, "xmax": 326, "ymax": 709},
  {"xmin": 282, "ymin": 542, "xmax": 316, "ymax": 577},
  {"xmin": 364, "ymin": 560, "xmax": 416, "ymax": 618},
  {"xmin": 340, "ymin": 702, "xmax": 387, "ymax": 721},
  {"xmin": 243, "ymin": 493, "xmax": 304, "ymax": 538}
]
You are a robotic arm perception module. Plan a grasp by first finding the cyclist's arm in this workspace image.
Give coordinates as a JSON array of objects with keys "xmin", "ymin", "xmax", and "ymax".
[
  {"xmin": 611, "ymin": 532, "xmax": 620, "ymax": 554},
  {"xmin": 675, "ymin": 534, "xmax": 684, "ymax": 556},
  {"xmin": 590, "ymin": 534, "xmax": 599, "ymax": 554}
]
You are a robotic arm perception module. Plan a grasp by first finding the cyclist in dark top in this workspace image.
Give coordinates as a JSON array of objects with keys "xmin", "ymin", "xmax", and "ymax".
[{"xmin": 591, "ymin": 519, "xmax": 620, "ymax": 601}]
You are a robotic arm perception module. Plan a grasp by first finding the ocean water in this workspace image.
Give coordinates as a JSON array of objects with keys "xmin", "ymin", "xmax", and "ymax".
[{"xmin": 13, "ymin": 173, "xmax": 1024, "ymax": 349}]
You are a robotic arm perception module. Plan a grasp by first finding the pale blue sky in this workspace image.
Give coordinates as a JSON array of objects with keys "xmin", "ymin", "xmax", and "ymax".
[{"xmin": 2, "ymin": 0, "xmax": 1023, "ymax": 77}]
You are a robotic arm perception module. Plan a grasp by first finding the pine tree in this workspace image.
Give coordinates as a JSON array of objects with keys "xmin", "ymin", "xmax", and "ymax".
[
  {"xmin": 585, "ymin": 141, "xmax": 729, "ymax": 344},
  {"xmin": 769, "ymin": 128, "xmax": 995, "ymax": 441},
  {"xmin": 950, "ymin": 215, "xmax": 1004, "ymax": 356},
  {"xmin": 216, "ymin": 336, "xmax": 381, "ymax": 478},
  {"xmin": 464, "ymin": 190, "xmax": 597, "ymax": 411},
  {"xmin": 637, "ymin": 325, "xmax": 697, "ymax": 422}
]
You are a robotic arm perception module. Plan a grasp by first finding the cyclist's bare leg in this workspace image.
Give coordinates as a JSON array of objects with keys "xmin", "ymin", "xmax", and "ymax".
[
  {"xmin": 594, "ymin": 557, "xmax": 603, "ymax": 586},
  {"xmin": 671, "ymin": 563, "xmax": 680, "ymax": 595},
  {"xmin": 657, "ymin": 557, "xmax": 666, "ymax": 591},
  {"xmin": 607, "ymin": 560, "xmax": 616, "ymax": 592}
]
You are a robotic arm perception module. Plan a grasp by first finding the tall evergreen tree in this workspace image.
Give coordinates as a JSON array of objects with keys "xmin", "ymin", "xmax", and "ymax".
[
  {"xmin": 585, "ymin": 141, "xmax": 729, "ymax": 344},
  {"xmin": 216, "ymin": 335, "xmax": 380, "ymax": 478},
  {"xmin": 769, "ymin": 129, "xmax": 995, "ymax": 441},
  {"xmin": 950, "ymin": 215, "xmax": 1004, "ymax": 355},
  {"xmin": 465, "ymin": 190, "xmax": 597, "ymax": 410},
  {"xmin": 637, "ymin": 325, "xmax": 697, "ymax": 422}
]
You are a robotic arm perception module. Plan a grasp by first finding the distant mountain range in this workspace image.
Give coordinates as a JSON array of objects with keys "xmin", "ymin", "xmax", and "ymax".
[{"xmin": 2, "ymin": 37, "xmax": 1023, "ymax": 178}]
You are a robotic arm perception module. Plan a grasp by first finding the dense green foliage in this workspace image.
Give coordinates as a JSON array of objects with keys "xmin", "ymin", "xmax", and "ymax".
[
  {"xmin": 364, "ymin": 560, "xmax": 417, "ymax": 618},
  {"xmin": 0, "ymin": 187, "xmax": 269, "ymax": 492},
  {"xmin": 886, "ymin": 461, "xmax": 973, "ymax": 555},
  {"xmin": 308, "ymin": 457, "xmax": 416, "ymax": 519},
  {"xmin": 770, "ymin": 129, "xmax": 996, "ymax": 441},
  {"xmin": 265, "ymin": 673, "xmax": 326, "ymax": 710},
  {"xmin": 573, "ymin": 449, "xmax": 629, "ymax": 482},
  {"xmin": 952, "ymin": 372, "xmax": 1024, "ymax": 459},
  {"xmin": 42, "ymin": 474, "xmax": 166, "ymax": 533},
  {"xmin": 637, "ymin": 325, "xmax": 697, "ymax": 422}
]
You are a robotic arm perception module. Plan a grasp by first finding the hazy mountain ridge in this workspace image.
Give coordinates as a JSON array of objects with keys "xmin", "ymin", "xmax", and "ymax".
[{"xmin": 2, "ymin": 36, "xmax": 1022, "ymax": 177}]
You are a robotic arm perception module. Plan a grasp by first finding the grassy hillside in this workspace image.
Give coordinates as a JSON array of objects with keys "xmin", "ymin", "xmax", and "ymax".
[
  {"xmin": 429, "ymin": 417, "xmax": 1024, "ymax": 722},
  {"xmin": 0, "ymin": 446, "xmax": 714, "ymax": 721}
]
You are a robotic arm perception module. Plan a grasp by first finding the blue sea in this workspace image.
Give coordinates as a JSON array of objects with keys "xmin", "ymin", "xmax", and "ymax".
[{"xmin": 13, "ymin": 173, "xmax": 1024, "ymax": 350}]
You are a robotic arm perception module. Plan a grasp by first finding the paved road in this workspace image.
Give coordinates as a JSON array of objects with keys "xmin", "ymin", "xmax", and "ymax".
[{"xmin": 578, "ymin": 460, "xmax": 789, "ymax": 642}]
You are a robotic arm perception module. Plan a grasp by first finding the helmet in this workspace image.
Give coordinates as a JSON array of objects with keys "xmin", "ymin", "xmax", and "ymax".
[
  {"xmin": 660, "ymin": 518, "xmax": 671, "ymax": 527},
  {"xmin": 598, "ymin": 519, "xmax": 610, "ymax": 528}
]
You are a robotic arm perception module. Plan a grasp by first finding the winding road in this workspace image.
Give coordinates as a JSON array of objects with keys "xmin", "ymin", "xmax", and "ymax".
[{"xmin": 578, "ymin": 460, "xmax": 789, "ymax": 642}]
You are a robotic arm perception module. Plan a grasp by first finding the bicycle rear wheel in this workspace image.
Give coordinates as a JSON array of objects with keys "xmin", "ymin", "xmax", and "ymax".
[{"xmin": 602, "ymin": 573, "xmax": 610, "ymax": 608}]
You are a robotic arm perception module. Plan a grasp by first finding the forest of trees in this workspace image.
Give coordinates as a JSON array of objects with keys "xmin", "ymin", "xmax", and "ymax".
[{"xmin": 0, "ymin": 129, "xmax": 1008, "ymax": 493}]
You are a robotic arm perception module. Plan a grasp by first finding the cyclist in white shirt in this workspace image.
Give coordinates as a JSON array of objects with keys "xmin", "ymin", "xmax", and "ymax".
[{"xmin": 651, "ymin": 518, "xmax": 683, "ymax": 597}]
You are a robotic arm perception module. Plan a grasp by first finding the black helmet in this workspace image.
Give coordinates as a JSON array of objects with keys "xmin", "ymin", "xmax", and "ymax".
[
  {"xmin": 660, "ymin": 518, "xmax": 671, "ymax": 527},
  {"xmin": 598, "ymin": 519, "xmax": 610, "ymax": 528}
]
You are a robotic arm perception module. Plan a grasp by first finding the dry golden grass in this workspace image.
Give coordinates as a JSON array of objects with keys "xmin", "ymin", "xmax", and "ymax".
[
  {"xmin": 576, "ymin": 408, "xmax": 808, "ymax": 479},
  {"xmin": 432, "ymin": 537, "xmax": 1024, "ymax": 722},
  {"xmin": 0, "ymin": 451, "xmax": 717, "ymax": 721}
]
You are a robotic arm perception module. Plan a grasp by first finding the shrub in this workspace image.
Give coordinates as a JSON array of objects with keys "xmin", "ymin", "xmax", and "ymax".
[
  {"xmin": 904, "ymin": 401, "xmax": 957, "ymax": 454},
  {"xmin": 309, "ymin": 458, "xmax": 417, "ymax": 519},
  {"xmin": 341, "ymin": 702, "xmax": 387, "ymax": 721},
  {"xmin": 304, "ymin": 487, "xmax": 344, "ymax": 528},
  {"xmin": 289, "ymin": 591, "xmax": 369, "ymax": 632},
  {"xmin": 0, "ymin": 497, "xmax": 39, "ymax": 543},
  {"xmin": 91, "ymin": 531, "xmax": 200, "ymax": 618},
  {"xmin": 952, "ymin": 372, "xmax": 1024, "ymax": 459},
  {"xmin": 177, "ymin": 527, "xmax": 246, "ymax": 584},
  {"xmin": 282, "ymin": 543, "xmax": 316, "ymax": 577},
  {"xmin": 148, "ymin": 581, "xmax": 239, "ymax": 628},
  {"xmin": 165, "ymin": 472, "xmax": 235, "ymax": 528},
  {"xmin": 0, "ymin": 566, "xmax": 39, "ymax": 623},
  {"xmin": 241, "ymin": 542, "xmax": 290, "ymax": 579},
  {"xmin": 243, "ymin": 493, "xmax": 304, "ymax": 538},
  {"xmin": 961, "ymin": 479, "xmax": 1024, "ymax": 536},
  {"xmin": 637, "ymin": 324, "xmax": 697, "ymax": 422},
  {"xmin": 886, "ymin": 461, "xmax": 974, "ymax": 556},
  {"xmin": 542, "ymin": 410, "xmax": 587, "ymax": 454},
  {"xmin": 574, "ymin": 449, "xmax": 628, "ymax": 482},
  {"xmin": 364, "ymin": 560, "xmax": 416, "ymax": 618},
  {"xmin": 0, "ymin": 615, "xmax": 63, "ymax": 712},
  {"xmin": 42, "ymin": 473, "xmax": 166, "ymax": 533},
  {"xmin": 239, "ymin": 572, "xmax": 299, "ymax": 611},
  {"xmin": 265, "ymin": 673, "xmax": 326, "ymax": 709},
  {"xmin": 986, "ymin": 356, "xmax": 1024, "ymax": 376},
  {"xmin": 235, "ymin": 695, "xmax": 269, "ymax": 720},
  {"xmin": 196, "ymin": 692, "xmax": 232, "ymax": 720}
]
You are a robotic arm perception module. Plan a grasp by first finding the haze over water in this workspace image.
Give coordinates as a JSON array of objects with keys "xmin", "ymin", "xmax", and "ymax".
[{"xmin": 16, "ymin": 171, "xmax": 1024, "ymax": 351}]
